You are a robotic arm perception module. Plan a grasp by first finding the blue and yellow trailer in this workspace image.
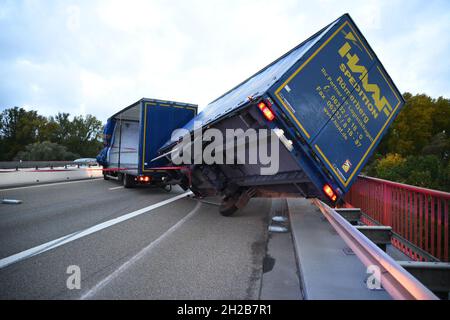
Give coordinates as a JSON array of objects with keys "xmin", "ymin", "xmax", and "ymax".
[{"xmin": 159, "ymin": 14, "xmax": 405, "ymax": 215}]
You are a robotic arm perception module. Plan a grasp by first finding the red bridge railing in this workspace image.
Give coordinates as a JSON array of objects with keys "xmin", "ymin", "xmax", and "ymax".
[{"xmin": 345, "ymin": 176, "xmax": 449, "ymax": 262}]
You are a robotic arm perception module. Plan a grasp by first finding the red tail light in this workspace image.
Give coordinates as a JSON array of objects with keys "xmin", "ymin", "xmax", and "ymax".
[
  {"xmin": 323, "ymin": 184, "xmax": 337, "ymax": 202},
  {"xmin": 257, "ymin": 102, "xmax": 275, "ymax": 121},
  {"xmin": 138, "ymin": 176, "xmax": 151, "ymax": 182}
]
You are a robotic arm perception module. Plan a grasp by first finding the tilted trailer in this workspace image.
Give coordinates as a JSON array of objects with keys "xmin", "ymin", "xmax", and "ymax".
[
  {"xmin": 158, "ymin": 14, "xmax": 405, "ymax": 215},
  {"xmin": 97, "ymin": 98, "xmax": 197, "ymax": 188}
]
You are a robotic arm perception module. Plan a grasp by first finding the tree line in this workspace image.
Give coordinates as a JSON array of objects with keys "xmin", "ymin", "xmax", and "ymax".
[
  {"xmin": 0, "ymin": 107, "xmax": 103, "ymax": 161},
  {"xmin": 0, "ymin": 92, "xmax": 449, "ymax": 191},
  {"xmin": 365, "ymin": 93, "xmax": 449, "ymax": 192}
]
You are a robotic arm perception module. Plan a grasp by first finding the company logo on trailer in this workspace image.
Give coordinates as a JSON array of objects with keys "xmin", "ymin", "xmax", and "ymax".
[
  {"xmin": 338, "ymin": 31, "xmax": 393, "ymax": 119},
  {"xmin": 342, "ymin": 159, "xmax": 352, "ymax": 173}
]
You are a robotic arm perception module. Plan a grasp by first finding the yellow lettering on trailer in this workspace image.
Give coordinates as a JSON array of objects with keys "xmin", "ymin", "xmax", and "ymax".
[{"xmin": 338, "ymin": 34, "xmax": 393, "ymax": 118}]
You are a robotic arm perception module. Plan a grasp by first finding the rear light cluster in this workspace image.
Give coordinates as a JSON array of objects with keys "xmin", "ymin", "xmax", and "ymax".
[
  {"xmin": 257, "ymin": 101, "xmax": 275, "ymax": 121},
  {"xmin": 138, "ymin": 176, "xmax": 151, "ymax": 182},
  {"xmin": 323, "ymin": 184, "xmax": 337, "ymax": 202}
]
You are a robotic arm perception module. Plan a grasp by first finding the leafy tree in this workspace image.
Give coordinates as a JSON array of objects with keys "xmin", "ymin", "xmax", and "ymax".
[
  {"xmin": 0, "ymin": 107, "xmax": 47, "ymax": 160},
  {"xmin": 49, "ymin": 112, "xmax": 72, "ymax": 145},
  {"xmin": 38, "ymin": 120, "xmax": 60, "ymax": 143},
  {"xmin": 400, "ymin": 155, "xmax": 443, "ymax": 189},
  {"xmin": 376, "ymin": 93, "xmax": 450, "ymax": 157},
  {"xmin": 0, "ymin": 107, "xmax": 103, "ymax": 160},
  {"xmin": 432, "ymin": 96, "xmax": 450, "ymax": 137},
  {"xmin": 368, "ymin": 93, "xmax": 450, "ymax": 191},
  {"xmin": 422, "ymin": 132, "xmax": 449, "ymax": 161},
  {"xmin": 64, "ymin": 114, "xmax": 103, "ymax": 157},
  {"xmin": 444, "ymin": 162, "xmax": 450, "ymax": 190},
  {"xmin": 384, "ymin": 93, "xmax": 434, "ymax": 156}
]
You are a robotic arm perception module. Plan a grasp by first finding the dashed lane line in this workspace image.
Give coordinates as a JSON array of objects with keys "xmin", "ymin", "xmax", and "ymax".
[{"xmin": 80, "ymin": 201, "xmax": 202, "ymax": 299}]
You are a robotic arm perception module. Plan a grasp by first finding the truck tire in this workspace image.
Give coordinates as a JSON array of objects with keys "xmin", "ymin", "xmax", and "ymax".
[
  {"xmin": 219, "ymin": 197, "xmax": 239, "ymax": 216},
  {"xmin": 123, "ymin": 173, "xmax": 135, "ymax": 188},
  {"xmin": 103, "ymin": 173, "xmax": 110, "ymax": 180}
]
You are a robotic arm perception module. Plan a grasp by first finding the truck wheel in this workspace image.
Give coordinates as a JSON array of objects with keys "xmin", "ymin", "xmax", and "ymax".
[
  {"xmin": 162, "ymin": 184, "xmax": 172, "ymax": 192},
  {"xmin": 219, "ymin": 197, "xmax": 239, "ymax": 216},
  {"xmin": 123, "ymin": 174, "xmax": 135, "ymax": 188},
  {"xmin": 103, "ymin": 173, "xmax": 110, "ymax": 180}
]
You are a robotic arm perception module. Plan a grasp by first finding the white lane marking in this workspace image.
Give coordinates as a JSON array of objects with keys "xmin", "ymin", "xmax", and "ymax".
[
  {"xmin": 0, "ymin": 191, "xmax": 193, "ymax": 270},
  {"xmin": 1, "ymin": 199, "xmax": 23, "ymax": 204},
  {"xmin": 108, "ymin": 186, "xmax": 124, "ymax": 190},
  {"xmin": 80, "ymin": 201, "xmax": 201, "ymax": 300},
  {"xmin": 0, "ymin": 178, "xmax": 103, "ymax": 192}
]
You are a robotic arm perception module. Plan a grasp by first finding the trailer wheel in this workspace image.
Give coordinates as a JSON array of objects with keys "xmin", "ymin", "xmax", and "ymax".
[
  {"xmin": 162, "ymin": 184, "xmax": 172, "ymax": 192},
  {"xmin": 219, "ymin": 197, "xmax": 239, "ymax": 216},
  {"xmin": 103, "ymin": 173, "xmax": 110, "ymax": 181},
  {"xmin": 123, "ymin": 174, "xmax": 135, "ymax": 188}
]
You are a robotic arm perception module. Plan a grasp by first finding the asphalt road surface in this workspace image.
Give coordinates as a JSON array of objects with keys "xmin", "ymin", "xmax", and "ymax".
[{"xmin": 0, "ymin": 179, "xmax": 272, "ymax": 299}]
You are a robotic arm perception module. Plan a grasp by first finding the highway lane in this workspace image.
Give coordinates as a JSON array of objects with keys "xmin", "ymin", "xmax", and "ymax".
[
  {"xmin": 0, "ymin": 179, "xmax": 271, "ymax": 299},
  {"xmin": 0, "ymin": 178, "xmax": 187, "ymax": 258}
]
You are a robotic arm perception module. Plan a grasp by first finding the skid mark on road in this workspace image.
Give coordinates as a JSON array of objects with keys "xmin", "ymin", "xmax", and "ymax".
[
  {"xmin": 80, "ymin": 201, "xmax": 202, "ymax": 299},
  {"xmin": 0, "ymin": 191, "xmax": 192, "ymax": 270}
]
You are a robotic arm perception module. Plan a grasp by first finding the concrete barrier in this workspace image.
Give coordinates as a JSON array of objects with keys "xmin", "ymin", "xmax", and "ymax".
[{"xmin": 0, "ymin": 167, "xmax": 103, "ymax": 188}]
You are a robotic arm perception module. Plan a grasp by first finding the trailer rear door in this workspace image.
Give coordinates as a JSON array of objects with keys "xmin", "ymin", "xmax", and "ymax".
[
  {"xmin": 140, "ymin": 101, "xmax": 197, "ymax": 172},
  {"xmin": 269, "ymin": 14, "xmax": 404, "ymax": 192}
]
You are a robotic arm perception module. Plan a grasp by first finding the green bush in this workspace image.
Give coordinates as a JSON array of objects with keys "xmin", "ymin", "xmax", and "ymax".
[
  {"xmin": 14, "ymin": 141, "xmax": 79, "ymax": 161},
  {"xmin": 371, "ymin": 153, "xmax": 405, "ymax": 183},
  {"xmin": 369, "ymin": 153, "xmax": 449, "ymax": 191}
]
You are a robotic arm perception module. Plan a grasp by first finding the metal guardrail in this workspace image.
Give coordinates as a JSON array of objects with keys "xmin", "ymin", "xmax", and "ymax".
[
  {"xmin": 345, "ymin": 175, "xmax": 449, "ymax": 262},
  {"xmin": 313, "ymin": 199, "xmax": 438, "ymax": 300}
]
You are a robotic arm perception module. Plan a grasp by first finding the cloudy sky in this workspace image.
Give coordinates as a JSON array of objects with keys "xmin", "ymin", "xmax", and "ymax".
[{"xmin": 1, "ymin": 0, "xmax": 449, "ymax": 122}]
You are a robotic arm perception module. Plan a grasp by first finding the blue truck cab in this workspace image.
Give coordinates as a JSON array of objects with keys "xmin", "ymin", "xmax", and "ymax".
[
  {"xmin": 97, "ymin": 98, "xmax": 197, "ymax": 188},
  {"xmin": 159, "ymin": 14, "xmax": 405, "ymax": 215}
]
